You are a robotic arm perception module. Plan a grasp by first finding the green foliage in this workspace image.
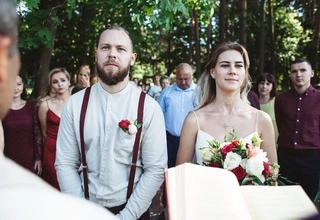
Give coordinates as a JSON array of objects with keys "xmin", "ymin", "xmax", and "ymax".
[
  {"xmin": 19, "ymin": 9, "xmax": 56, "ymax": 49},
  {"xmin": 274, "ymin": 6, "xmax": 307, "ymax": 62},
  {"xmin": 65, "ymin": 0, "xmax": 76, "ymax": 20},
  {"xmin": 18, "ymin": 0, "xmax": 319, "ymax": 95},
  {"xmin": 23, "ymin": 0, "xmax": 40, "ymax": 9}
]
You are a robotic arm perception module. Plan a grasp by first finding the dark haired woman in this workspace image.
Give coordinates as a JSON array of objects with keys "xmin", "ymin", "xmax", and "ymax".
[
  {"xmin": 254, "ymin": 73, "xmax": 278, "ymax": 143},
  {"xmin": 2, "ymin": 74, "xmax": 42, "ymax": 174}
]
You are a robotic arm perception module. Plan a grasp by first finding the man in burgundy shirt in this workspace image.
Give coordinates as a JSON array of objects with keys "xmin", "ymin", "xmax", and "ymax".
[{"xmin": 275, "ymin": 58, "xmax": 320, "ymax": 200}]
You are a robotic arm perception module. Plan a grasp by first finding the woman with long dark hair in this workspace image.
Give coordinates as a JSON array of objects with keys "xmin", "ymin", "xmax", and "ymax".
[{"xmin": 2, "ymin": 74, "xmax": 42, "ymax": 174}]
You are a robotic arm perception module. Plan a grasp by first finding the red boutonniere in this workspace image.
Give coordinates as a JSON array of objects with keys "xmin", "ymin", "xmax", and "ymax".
[{"xmin": 118, "ymin": 119, "xmax": 142, "ymax": 135}]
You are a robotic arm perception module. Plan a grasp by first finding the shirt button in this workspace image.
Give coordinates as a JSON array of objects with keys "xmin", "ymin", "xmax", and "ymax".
[
  {"xmin": 297, "ymin": 119, "xmax": 299, "ymax": 122},
  {"xmin": 101, "ymin": 168, "xmax": 105, "ymax": 172},
  {"xmin": 294, "ymin": 142, "xmax": 297, "ymax": 145},
  {"xmin": 297, "ymin": 108, "xmax": 300, "ymax": 111},
  {"xmin": 299, "ymin": 97, "xmax": 302, "ymax": 100},
  {"xmin": 295, "ymin": 131, "xmax": 298, "ymax": 134}
]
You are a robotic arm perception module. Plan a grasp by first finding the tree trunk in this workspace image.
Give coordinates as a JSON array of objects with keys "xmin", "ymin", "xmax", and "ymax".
[
  {"xmin": 311, "ymin": 2, "xmax": 320, "ymax": 85},
  {"xmin": 189, "ymin": 15, "xmax": 194, "ymax": 65},
  {"xmin": 268, "ymin": 0, "xmax": 275, "ymax": 75},
  {"xmin": 239, "ymin": 0, "xmax": 247, "ymax": 48},
  {"xmin": 219, "ymin": 0, "xmax": 226, "ymax": 43},
  {"xmin": 206, "ymin": 14, "xmax": 213, "ymax": 63},
  {"xmin": 33, "ymin": 5, "xmax": 58, "ymax": 98},
  {"xmin": 167, "ymin": 30, "xmax": 172, "ymax": 76},
  {"xmin": 192, "ymin": 8, "xmax": 201, "ymax": 79},
  {"xmin": 258, "ymin": 0, "xmax": 266, "ymax": 76}
]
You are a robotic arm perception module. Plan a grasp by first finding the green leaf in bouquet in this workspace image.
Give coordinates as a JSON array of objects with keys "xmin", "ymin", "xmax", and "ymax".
[
  {"xmin": 276, "ymin": 175, "xmax": 299, "ymax": 186},
  {"xmin": 241, "ymin": 175, "xmax": 264, "ymax": 186}
]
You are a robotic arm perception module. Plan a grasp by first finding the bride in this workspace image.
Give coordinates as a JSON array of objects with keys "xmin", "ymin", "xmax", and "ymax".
[{"xmin": 176, "ymin": 42, "xmax": 277, "ymax": 166}]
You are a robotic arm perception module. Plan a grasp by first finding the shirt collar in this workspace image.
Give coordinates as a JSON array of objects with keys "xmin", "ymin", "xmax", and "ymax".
[
  {"xmin": 98, "ymin": 81, "xmax": 132, "ymax": 99},
  {"xmin": 292, "ymin": 85, "xmax": 314, "ymax": 96},
  {"xmin": 173, "ymin": 82, "xmax": 197, "ymax": 91}
]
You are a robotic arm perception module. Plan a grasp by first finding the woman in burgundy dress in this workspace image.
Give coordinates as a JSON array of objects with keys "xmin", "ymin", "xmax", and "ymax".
[
  {"xmin": 2, "ymin": 75, "xmax": 42, "ymax": 175},
  {"xmin": 38, "ymin": 68, "xmax": 70, "ymax": 190}
]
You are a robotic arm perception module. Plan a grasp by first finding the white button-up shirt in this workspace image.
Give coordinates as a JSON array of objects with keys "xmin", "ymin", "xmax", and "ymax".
[{"xmin": 56, "ymin": 82, "xmax": 167, "ymax": 220}]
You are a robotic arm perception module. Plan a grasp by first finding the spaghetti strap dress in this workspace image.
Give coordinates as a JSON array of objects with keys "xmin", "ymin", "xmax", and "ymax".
[
  {"xmin": 42, "ymin": 109, "xmax": 60, "ymax": 190},
  {"xmin": 192, "ymin": 111, "xmax": 259, "ymax": 165}
]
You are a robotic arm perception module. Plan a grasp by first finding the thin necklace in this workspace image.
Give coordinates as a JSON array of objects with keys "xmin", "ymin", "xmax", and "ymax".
[
  {"xmin": 212, "ymin": 94, "xmax": 240, "ymax": 137},
  {"xmin": 220, "ymin": 113, "xmax": 236, "ymax": 134}
]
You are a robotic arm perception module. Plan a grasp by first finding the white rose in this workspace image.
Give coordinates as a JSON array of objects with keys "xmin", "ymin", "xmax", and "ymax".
[
  {"xmin": 240, "ymin": 158, "xmax": 248, "ymax": 169},
  {"xmin": 223, "ymin": 152, "xmax": 241, "ymax": 170},
  {"xmin": 246, "ymin": 157, "xmax": 264, "ymax": 176},
  {"xmin": 201, "ymin": 148, "xmax": 214, "ymax": 162},
  {"xmin": 269, "ymin": 163, "xmax": 280, "ymax": 177},
  {"xmin": 128, "ymin": 124, "xmax": 138, "ymax": 135},
  {"xmin": 254, "ymin": 151, "xmax": 269, "ymax": 162}
]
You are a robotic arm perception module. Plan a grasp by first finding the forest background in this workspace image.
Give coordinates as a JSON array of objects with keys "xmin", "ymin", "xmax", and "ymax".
[{"xmin": 17, "ymin": 0, "xmax": 320, "ymax": 98}]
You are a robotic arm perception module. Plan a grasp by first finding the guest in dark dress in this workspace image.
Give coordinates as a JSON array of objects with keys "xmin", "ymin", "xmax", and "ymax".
[
  {"xmin": 38, "ymin": 68, "xmax": 70, "ymax": 190},
  {"xmin": 248, "ymin": 90, "xmax": 260, "ymax": 109},
  {"xmin": 2, "ymin": 74, "xmax": 42, "ymax": 175}
]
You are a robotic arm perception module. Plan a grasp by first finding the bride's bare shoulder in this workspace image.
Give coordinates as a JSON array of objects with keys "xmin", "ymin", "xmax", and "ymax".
[
  {"xmin": 258, "ymin": 109, "xmax": 272, "ymax": 123},
  {"xmin": 247, "ymin": 107, "xmax": 272, "ymax": 126}
]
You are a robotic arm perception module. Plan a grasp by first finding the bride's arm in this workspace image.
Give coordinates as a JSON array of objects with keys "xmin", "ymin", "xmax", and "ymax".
[
  {"xmin": 258, "ymin": 111, "xmax": 278, "ymax": 164},
  {"xmin": 176, "ymin": 112, "xmax": 198, "ymax": 166}
]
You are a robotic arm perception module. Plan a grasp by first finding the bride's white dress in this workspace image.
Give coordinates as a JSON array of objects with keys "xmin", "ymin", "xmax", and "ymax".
[{"xmin": 192, "ymin": 111, "xmax": 258, "ymax": 165}]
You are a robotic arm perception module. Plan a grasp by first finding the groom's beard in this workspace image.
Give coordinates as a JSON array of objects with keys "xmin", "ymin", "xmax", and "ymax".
[{"xmin": 96, "ymin": 62, "xmax": 130, "ymax": 86}]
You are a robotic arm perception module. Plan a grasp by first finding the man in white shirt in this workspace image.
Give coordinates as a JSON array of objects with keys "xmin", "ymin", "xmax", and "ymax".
[
  {"xmin": 0, "ymin": 1, "xmax": 116, "ymax": 219},
  {"xmin": 147, "ymin": 74, "xmax": 161, "ymax": 98},
  {"xmin": 56, "ymin": 26, "xmax": 167, "ymax": 220}
]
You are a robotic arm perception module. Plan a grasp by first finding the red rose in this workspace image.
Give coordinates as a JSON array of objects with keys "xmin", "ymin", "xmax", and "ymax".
[
  {"xmin": 262, "ymin": 161, "xmax": 270, "ymax": 177},
  {"xmin": 231, "ymin": 140, "xmax": 240, "ymax": 146},
  {"xmin": 231, "ymin": 166, "xmax": 246, "ymax": 181},
  {"xmin": 210, "ymin": 161, "xmax": 222, "ymax": 168},
  {"xmin": 221, "ymin": 143, "xmax": 237, "ymax": 159},
  {"xmin": 118, "ymin": 120, "xmax": 131, "ymax": 129}
]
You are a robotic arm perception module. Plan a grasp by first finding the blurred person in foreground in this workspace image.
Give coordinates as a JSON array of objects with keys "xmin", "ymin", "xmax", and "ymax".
[{"xmin": 0, "ymin": 0, "xmax": 116, "ymax": 219}]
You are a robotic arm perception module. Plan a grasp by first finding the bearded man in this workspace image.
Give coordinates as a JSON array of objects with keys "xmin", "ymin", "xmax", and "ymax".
[{"xmin": 56, "ymin": 26, "xmax": 167, "ymax": 220}]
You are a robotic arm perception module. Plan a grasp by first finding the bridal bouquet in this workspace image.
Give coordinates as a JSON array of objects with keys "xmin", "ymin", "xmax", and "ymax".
[{"xmin": 200, "ymin": 129, "xmax": 280, "ymax": 186}]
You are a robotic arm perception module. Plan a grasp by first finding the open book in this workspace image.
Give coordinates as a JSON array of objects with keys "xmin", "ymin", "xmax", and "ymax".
[{"xmin": 165, "ymin": 163, "xmax": 319, "ymax": 220}]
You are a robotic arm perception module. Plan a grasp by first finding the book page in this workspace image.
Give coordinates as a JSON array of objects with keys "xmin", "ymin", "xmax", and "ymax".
[
  {"xmin": 165, "ymin": 163, "xmax": 252, "ymax": 220},
  {"xmin": 241, "ymin": 185, "xmax": 319, "ymax": 220}
]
